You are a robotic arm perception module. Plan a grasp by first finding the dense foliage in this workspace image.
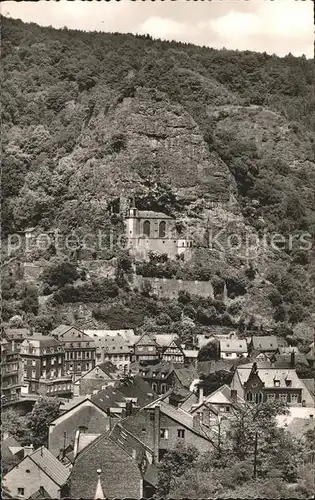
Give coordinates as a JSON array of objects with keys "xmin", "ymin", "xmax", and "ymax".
[{"xmin": 2, "ymin": 16, "xmax": 315, "ymax": 338}]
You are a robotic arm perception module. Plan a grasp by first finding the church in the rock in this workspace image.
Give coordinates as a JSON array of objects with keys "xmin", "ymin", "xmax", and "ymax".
[{"xmin": 123, "ymin": 198, "xmax": 193, "ymax": 259}]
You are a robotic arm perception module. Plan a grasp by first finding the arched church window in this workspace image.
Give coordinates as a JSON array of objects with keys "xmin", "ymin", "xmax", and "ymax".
[
  {"xmin": 159, "ymin": 221, "xmax": 166, "ymax": 238},
  {"xmin": 143, "ymin": 220, "xmax": 151, "ymax": 237}
]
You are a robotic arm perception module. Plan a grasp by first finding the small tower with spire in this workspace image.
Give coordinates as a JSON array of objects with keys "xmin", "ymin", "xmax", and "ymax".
[
  {"xmin": 125, "ymin": 194, "xmax": 139, "ymax": 241},
  {"xmin": 94, "ymin": 468, "xmax": 106, "ymax": 500}
]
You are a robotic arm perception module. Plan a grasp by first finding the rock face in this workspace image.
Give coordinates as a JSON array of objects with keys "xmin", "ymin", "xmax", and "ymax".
[{"xmin": 68, "ymin": 87, "xmax": 236, "ymax": 206}]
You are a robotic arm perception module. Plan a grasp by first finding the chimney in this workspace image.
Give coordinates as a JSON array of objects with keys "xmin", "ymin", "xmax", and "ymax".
[
  {"xmin": 198, "ymin": 385, "xmax": 204, "ymax": 405},
  {"xmin": 23, "ymin": 444, "xmax": 34, "ymax": 456},
  {"xmin": 230, "ymin": 389, "xmax": 238, "ymax": 403},
  {"xmin": 193, "ymin": 411, "xmax": 202, "ymax": 432},
  {"xmin": 153, "ymin": 406, "xmax": 160, "ymax": 464},
  {"xmin": 290, "ymin": 350, "xmax": 295, "ymax": 367},
  {"xmin": 73, "ymin": 429, "xmax": 81, "ymax": 459}
]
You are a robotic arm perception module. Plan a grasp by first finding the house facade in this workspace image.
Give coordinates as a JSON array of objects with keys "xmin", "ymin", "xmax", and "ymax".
[
  {"xmin": 122, "ymin": 403, "xmax": 216, "ymax": 462},
  {"xmin": 3, "ymin": 446, "xmax": 70, "ymax": 499},
  {"xmin": 19, "ymin": 336, "xmax": 72, "ymax": 398},
  {"xmin": 219, "ymin": 338, "xmax": 248, "ymax": 359},
  {"xmin": 134, "ymin": 334, "xmax": 160, "ymax": 363},
  {"xmin": 52, "ymin": 325, "xmax": 96, "ymax": 375},
  {"xmin": 1, "ymin": 339, "xmax": 24, "ymax": 403},
  {"xmin": 231, "ymin": 362, "xmax": 314, "ymax": 406},
  {"xmin": 68, "ymin": 431, "xmax": 146, "ymax": 498},
  {"xmin": 73, "ymin": 362, "xmax": 119, "ymax": 397},
  {"xmin": 48, "ymin": 398, "xmax": 111, "ymax": 458},
  {"xmin": 95, "ymin": 335, "xmax": 132, "ymax": 372},
  {"xmin": 162, "ymin": 340, "xmax": 185, "ymax": 364}
]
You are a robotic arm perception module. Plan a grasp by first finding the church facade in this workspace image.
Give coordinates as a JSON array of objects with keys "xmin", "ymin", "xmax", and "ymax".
[{"xmin": 124, "ymin": 199, "xmax": 193, "ymax": 259}]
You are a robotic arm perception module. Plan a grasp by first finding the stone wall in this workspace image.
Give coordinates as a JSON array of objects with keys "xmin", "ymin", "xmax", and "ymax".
[
  {"xmin": 79, "ymin": 259, "xmax": 117, "ymax": 279},
  {"xmin": 135, "ymin": 275, "xmax": 214, "ymax": 299}
]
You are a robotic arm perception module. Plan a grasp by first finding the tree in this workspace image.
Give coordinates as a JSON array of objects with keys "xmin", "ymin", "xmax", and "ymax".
[
  {"xmin": 199, "ymin": 370, "xmax": 233, "ymax": 396},
  {"xmin": 28, "ymin": 396, "xmax": 60, "ymax": 448},
  {"xmin": 1, "ymin": 409, "xmax": 31, "ymax": 444},
  {"xmin": 156, "ymin": 443, "xmax": 199, "ymax": 497},
  {"xmin": 41, "ymin": 260, "xmax": 79, "ymax": 287},
  {"xmin": 197, "ymin": 339, "xmax": 220, "ymax": 361}
]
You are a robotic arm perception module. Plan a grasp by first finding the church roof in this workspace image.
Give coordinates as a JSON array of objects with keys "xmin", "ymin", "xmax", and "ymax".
[{"xmin": 137, "ymin": 210, "xmax": 173, "ymax": 220}]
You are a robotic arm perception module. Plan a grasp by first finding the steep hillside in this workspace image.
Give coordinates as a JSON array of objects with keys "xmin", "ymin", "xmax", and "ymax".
[{"xmin": 2, "ymin": 17, "xmax": 315, "ymax": 343}]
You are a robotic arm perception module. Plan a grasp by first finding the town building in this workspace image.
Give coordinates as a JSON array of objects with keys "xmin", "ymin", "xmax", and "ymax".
[
  {"xmin": 121, "ymin": 402, "xmax": 217, "ymax": 462},
  {"xmin": 68, "ymin": 425, "xmax": 156, "ymax": 499},
  {"xmin": 162, "ymin": 339, "xmax": 185, "ymax": 364},
  {"xmin": 19, "ymin": 336, "xmax": 72, "ymax": 398},
  {"xmin": 134, "ymin": 333, "xmax": 160, "ymax": 363},
  {"xmin": 51, "ymin": 325, "xmax": 96, "ymax": 375},
  {"xmin": 249, "ymin": 335, "xmax": 279, "ymax": 355},
  {"xmin": 139, "ymin": 362, "xmax": 199, "ymax": 395},
  {"xmin": 189, "ymin": 384, "xmax": 245, "ymax": 420},
  {"xmin": 2, "ymin": 445, "xmax": 70, "ymax": 499},
  {"xmin": 73, "ymin": 362, "xmax": 119, "ymax": 397},
  {"xmin": 1, "ymin": 338, "xmax": 24, "ymax": 403},
  {"xmin": 1, "ymin": 434, "xmax": 24, "ymax": 474},
  {"xmin": 124, "ymin": 198, "xmax": 193, "ymax": 260},
  {"xmin": 48, "ymin": 398, "xmax": 112, "ymax": 459},
  {"xmin": 94, "ymin": 335, "xmax": 132, "ymax": 372},
  {"xmin": 91, "ymin": 375, "xmax": 157, "ymax": 417},
  {"xmin": 219, "ymin": 338, "xmax": 248, "ymax": 359},
  {"xmin": 231, "ymin": 362, "xmax": 314, "ymax": 406}
]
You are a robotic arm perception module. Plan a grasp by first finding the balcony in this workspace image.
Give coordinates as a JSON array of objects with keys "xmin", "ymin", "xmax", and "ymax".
[{"xmin": 1, "ymin": 392, "xmax": 39, "ymax": 406}]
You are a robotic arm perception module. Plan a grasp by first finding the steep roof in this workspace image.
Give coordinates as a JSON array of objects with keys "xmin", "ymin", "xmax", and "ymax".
[
  {"xmin": 50, "ymin": 324, "xmax": 72, "ymax": 337},
  {"xmin": 251, "ymin": 336, "xmax": 278, "ymax": 351},
  {"xmin": 191, "ymin": 384, "xmax": 244, "ymax": 413},
  {"xmin": 22, "ymin": 336, "xmax": 63, "ymax": 348},
  {"xmin": 153, "ymin": 334, "xmax": 179, "ymax": 347},
  {"xmin": 173, "ymin": 366, "xmax": 199, "ymax": 388},
  {"xmin": 29, "ymin": 446, "xmax": 70, "ymax": 486},
  {"xmin": 220, "ymin": 338, "xmax": 248, "ymax": 353},
  {"xmin": 235, "ymin": 364, "xmax": 314, "ymax": 405},
  {"xmin": 1, "ymin": 435, "xmax": 24, "ymax": 463},
  {"xmin": 135, "ymin": 333, "xmax": 159, "ymax": 347}
]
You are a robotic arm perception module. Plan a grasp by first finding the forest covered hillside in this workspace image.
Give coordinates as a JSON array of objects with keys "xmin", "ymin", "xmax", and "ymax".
[{"xmin": 2, "ymin": 17, "xmax": 315, "ymax": 345}]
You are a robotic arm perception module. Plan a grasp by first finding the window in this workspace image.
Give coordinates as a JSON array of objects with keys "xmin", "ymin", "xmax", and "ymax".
[
  {"xmin": 152, "ymin": 382, "xmax": 157, "ymax": 392},
  {"xmin": 161, "ymin": 384, "xmax": 167, "ymax": 394},
  {"xmin": 143, "ymin": 220, "xmax": 151, "ymax": 237},
  {"xmin": 177, "ymin": 429, "xmax": 185, "ymax": 439},
  {"xmin": 159, "ymin": 221, "xmax": 166, "ymax": 238},
  {"xmin": 160, "ymin": 428, "xmax": 169, "ymax": 439},
  {"xmin": 26, "ymin": 469, "xmax": 30, "ymax": 473},
  {"xmin": 280, "ymin": 393, "xmax": 287, "ymax": 402},
  {"xmin": 58, "ymin": 356, "xmax": 62, "ymax": 363},
  {"xmin": 285, "ymin": 379, "xmax": 292, "ymax": 387},
  {"xmin": 32, "ymin": 359, "xmax": 36, "ymax": 367},
  {"xmin": 274, "ymin": 380, "xmax": 280, "ymax": 387},
  {"xmin": 32, "ymin": 370, "xmax": 36, "ymax": 378},
  {"xmin": 291, "ymin": 393, "xmax": 298, "ymax": 403},
  {"xmin": 267, "ymin": 393, "xmax": 275, "ymax": 400},
  {"xmin": 149, "ymin": 412, "xmax": 155, "ymax": 422},
  {"xmin": 42, "ymin": 359, "xmax": 46, "ymax": 366},
  {"xmin": 18, "ymin": 488, "xmax": 25, "ymax": 496}
]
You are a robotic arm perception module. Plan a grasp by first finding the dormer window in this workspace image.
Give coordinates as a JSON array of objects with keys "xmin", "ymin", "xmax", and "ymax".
[
  {"xmin": 274, "ymin": 380, "xmax": 280, "ymax": 387},
  {"xmin": 285, "ymin": 379, "xmax": 292, "ymax": 387}
]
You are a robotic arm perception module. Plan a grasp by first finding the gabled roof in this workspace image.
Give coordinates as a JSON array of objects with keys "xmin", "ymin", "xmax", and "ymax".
[
  {"xmin": 50, "ymin": 324, "xmax": 72, "ymax": 337},
  {"xmin": 21, "ymin": 336, "xmax": 63, "ymax": 349},
  {"xmin": 4, "ymin": 328, "xmax": 32, "ymax": 340},
  {"xmin": 109, "ymin": 422, "xmax": 153, "ymax": 465},
  {"xmin": 29, "ymin": 446, "xmax": 70, "ymax": 486},
  {"xmin": 75, "ymin": 362, "xmax": 118, "ymax": 383},
  {"xmin": 251, "ymin": 336, "xmax": 278, "ymax": 351},
  {"xmin": 84, "ymin": 329, "xmax": 138, "ymax": 344},
  {"xmin": 163, "ymin": 339, "xmax": 184, "ymax": 352},
  {"xmin": 1, "ymin": 435, "xmax": 24, "ymax": 461},
  {"xmin": 173, "ymin": 366, "xmax": 199, "ymax": 388},
  {"xmin": 190, "ymin": 385, "xmax": 244, "ymax": 413},
  {"xmin": 135, "ymin": 333, "xmax": 159, "ymax": 347},
  {"xmin": 153, "ymin": 334, "xmax": 179, "ymax": 347},
  {"xmin": 220, "ymin": 338, "xmax": 247, "ymax": 353}
]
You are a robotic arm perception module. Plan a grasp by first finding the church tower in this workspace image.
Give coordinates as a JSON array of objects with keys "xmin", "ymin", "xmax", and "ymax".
[{"xmin": 125, "ymin": 195, "xmax": 139, "ymax": 240}]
